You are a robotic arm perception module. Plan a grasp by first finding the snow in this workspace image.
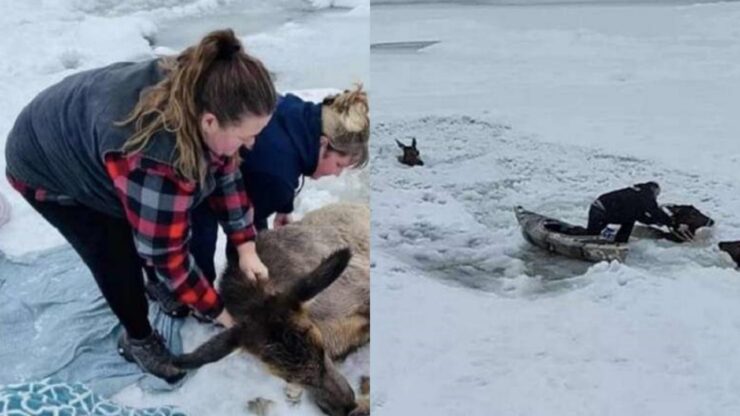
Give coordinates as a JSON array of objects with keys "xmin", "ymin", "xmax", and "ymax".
[
  {"xmin": 0, "ymin": 0, "xmax": 368, "ymax": 415},
  {"xmin": 372, "ymin": 2, "xmax": 740, "ymax": 415},
  {"xmin": 0, "ymin": 0, "xmax": 368, "ymax": 257},
  {"xmin": 372, "ymin": 1, "xmax": 740, "ymax": 177}
]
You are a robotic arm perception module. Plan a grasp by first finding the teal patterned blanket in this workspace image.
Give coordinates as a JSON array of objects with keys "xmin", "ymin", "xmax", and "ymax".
[{"xmin": 0, "ymin": 378, "xmax": 187, "ymax": 415}]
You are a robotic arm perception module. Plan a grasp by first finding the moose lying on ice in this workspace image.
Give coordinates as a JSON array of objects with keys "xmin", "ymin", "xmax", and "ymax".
[{"xmin": 175, "ymin": 203, "xmax": 370, "ymax": 416}]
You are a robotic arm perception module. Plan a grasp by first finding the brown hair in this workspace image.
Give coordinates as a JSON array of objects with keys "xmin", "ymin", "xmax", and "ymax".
[
  {"xmin": 321, "ymin": 84, "xmax": 369, "ymax": 169},
  {"xmin": 119, "ymin": 29, "xmax": 277, "ymax": 183}
]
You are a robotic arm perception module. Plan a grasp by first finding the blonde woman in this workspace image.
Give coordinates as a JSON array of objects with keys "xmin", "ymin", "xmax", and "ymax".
[
  {"xmin": 150, "ymin": 87, "xmax": 369, "ymax": 307},
  {"xmin": 4, "ymin": 29, "xmax": 276, "ymax": 382}
]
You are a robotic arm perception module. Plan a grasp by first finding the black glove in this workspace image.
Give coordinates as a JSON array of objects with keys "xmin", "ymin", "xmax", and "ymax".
[
  {"xmin": 669, "ymin": 224, "xmax": 694, "ymax": 242},
  {"xmin": 669, "ymin": 216, "xmax": 680, "ymax": 228}
]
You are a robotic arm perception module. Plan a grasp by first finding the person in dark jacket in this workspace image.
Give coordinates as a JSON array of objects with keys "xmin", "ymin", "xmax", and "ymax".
[
  {"xmin": 143, "ymin": 87, "xmax": 369, "ymax": 317},
  {"xmin": 587, "ymin": 181, "xmax": 685, "ymax": 243},
  {"xmin": 4, "ymin": 30, "xmax": 277, "ymax": 382}
]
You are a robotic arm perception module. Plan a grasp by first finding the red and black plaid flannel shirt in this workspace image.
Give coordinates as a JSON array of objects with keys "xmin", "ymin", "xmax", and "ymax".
[{"xmin": 8, "ymin": 152, "xmax": 256, "ymax": 318}]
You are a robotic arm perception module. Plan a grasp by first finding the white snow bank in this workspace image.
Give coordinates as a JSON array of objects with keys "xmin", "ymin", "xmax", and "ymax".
[
  {"xmin": 0, "ymin": 0, "xmax": 368, "ymax": 257},
  {"xmin": 373, "ymin": 249, "xmax": 740, "ymax": 416}
]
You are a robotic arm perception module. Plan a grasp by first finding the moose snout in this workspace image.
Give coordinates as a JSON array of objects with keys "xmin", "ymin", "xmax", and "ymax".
[{"xmin": 719, "ymin": 241, "xmax": 740, "ymax": 267}]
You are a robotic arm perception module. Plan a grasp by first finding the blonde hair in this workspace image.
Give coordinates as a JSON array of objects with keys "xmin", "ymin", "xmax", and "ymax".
[
  {"xmin": 119, "ymin": 29, "xmax": 276, "ymax": 183},
  {"xmin": 321, "ymin": 84, "xmax": 369, "ymax": 169}
]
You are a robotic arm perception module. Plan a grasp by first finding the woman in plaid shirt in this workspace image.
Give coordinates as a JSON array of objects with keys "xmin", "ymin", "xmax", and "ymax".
[{"xmin": 4, "ymin": 29, "xmax": 276, "ymax": 383}]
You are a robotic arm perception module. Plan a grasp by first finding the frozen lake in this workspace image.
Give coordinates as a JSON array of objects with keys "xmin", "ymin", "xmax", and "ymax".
[
  {"xmin": 371, "ymin": 1, "xmax": 740, "ymax": 177},
  {"xmin": 371, "ymin": 2, "xmax": 740, "ymax": 415}
]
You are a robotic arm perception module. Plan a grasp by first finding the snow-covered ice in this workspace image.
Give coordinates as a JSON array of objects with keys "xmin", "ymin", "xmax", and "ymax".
[
  {"xmin": 0, "ymin": 0, "xmax": 368, "ymax": 415},
  {"xmin": 372, "ymin": 2, "xmax": 740, "ymax": 415},
  {"xmin": 0, "ymin": 0, "xmax": 368, "ymax": 258}
]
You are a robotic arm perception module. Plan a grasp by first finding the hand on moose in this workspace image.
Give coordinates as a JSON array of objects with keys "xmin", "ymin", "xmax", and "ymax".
[
  {"xmin": 273, "ymin": 213, "xmax": 292, "ymax": 229},
  {"xmin": 215, "ymin": 309, "xmax": 236, "ymax": 328},
  {"xmin": 670, "ymin": 224, "xmax": 694, "ymax": 242},
  {"xmin": 237, "ymin": 241, "xmax": 269, "ymax": 282}
]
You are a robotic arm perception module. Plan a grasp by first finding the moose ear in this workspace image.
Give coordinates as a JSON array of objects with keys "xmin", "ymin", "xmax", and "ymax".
[
  {"xmin": 396, "ymin": 139, "xmax": 405, "ymax": 149},
  {"xmin": 411, "ymin": 138, "xmax": 417, "ymax": 148},
  {"xmin": 285, "ymin": 248, "xmax": 352, "ymax": 304}
]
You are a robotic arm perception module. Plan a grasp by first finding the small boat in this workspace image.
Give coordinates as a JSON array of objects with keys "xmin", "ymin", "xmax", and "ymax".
[{"xmin": 514, "ymin": 206, "xmax": 628, "ymax": 263}]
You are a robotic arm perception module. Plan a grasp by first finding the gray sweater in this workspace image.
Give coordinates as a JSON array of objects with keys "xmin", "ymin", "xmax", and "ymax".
[{"xmin": 4, "ymin": 59, "xmax": 199, "ymax": 217}]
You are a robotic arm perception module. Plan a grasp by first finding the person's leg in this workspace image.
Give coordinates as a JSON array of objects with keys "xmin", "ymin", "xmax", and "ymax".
[
  {"xmin": 190, "ymin": 202, "xmax": 220, "ymax": 283},
  {"xmin": 587, "ymin": 204, "xmax": 608, "ymax": 236},
  {"xmin": 25, "ymin": 198, "xmax": 151, "ymax": 338},
  {"xmin": 143, "ymin": 264, "xmax": 190, "ymax": 318},
  {"xmin": 23, "ymin": 197, "xmax": 185, "ymax": 382},
  {"xmin": 615, "ymin": 220, "xmax": 636, "ymax": 243}
]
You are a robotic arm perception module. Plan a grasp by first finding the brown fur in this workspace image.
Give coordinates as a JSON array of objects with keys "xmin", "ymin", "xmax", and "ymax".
[
  {"xmin": 175, "ymin": 203, "xmax": 369, "ymax": 416},
  {"xmin": 255, "ymin": 203, "xmax": 370, "ymax": 361},
  {"xmin": 396, "ymin": 138, "xmax": 424, "ymax": 167},
  {"xmin": 633, "ymin": 204, "xmax": 714, "ymax": 243},
  {"xmin": 719, "ymin": 241, "xmax": 740, "ymax": 267},
  {"xmin": 667, "ymin": 204, "xmax": 714, "ymax": 233}
]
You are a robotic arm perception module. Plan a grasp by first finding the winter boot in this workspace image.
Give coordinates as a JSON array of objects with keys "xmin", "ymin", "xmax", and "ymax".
[
  {"xmin": 145, "ymin": 279, "xmax": 190, "ymax": 318},
  {"xmin": 117, "ymin": 331, "xmax": 186, "ymax": 384}
]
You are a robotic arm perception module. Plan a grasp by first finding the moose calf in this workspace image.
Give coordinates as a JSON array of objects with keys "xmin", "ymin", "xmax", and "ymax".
[{"xmin": 396, "ymin": 138, "xmax": 423, "ymax": 167}]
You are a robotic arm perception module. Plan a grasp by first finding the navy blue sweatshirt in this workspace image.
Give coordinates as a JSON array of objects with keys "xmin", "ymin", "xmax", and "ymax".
[{"xmin": 240, "ymin": 94, "xmax": 322, "ymax": 229}]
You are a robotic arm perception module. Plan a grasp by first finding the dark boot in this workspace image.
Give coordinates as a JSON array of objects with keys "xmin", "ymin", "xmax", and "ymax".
[
  {"xmin": 117, "ymin": 331, "xmax": 187, "ymax": 384},
  {"xmin": 145, "ymin": 278, "xmax": 190, "ymax": 318}
]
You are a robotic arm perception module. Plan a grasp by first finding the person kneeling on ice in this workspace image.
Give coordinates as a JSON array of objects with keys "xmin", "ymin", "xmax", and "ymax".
[
  {"xmin": 5, "ymin": 29, "xmax": 277, "ymax": 383},
  {"xmin": 587, "ymin": 181, "xmax": 691, "ymax": 243},
  {"xmin": 145, "ymin": 86, "xmax": 370, "ymax": 317}
]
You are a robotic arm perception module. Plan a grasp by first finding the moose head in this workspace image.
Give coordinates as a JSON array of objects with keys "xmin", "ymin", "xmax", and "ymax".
[
  {"xmin": 396, "ymin": 138, "xmax": 424, "ymax": 167},
  {"xmin": 174, "ymin": 249, "xmax": 361, "ymax": 416},
  {"xmin": 665, "ymin": 204, "xmax": 715, "ymax": 234},
  {"xmin": 719, "ymin": 241, "xmax": 740, "ymax": 268}
]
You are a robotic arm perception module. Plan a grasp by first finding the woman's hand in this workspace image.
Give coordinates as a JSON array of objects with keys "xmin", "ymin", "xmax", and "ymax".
[
  {"xmin": 670, "ymin": 223, "xmax": 694, "ymax": 242},
  {"xmin": 237, "ymin": 241, "xmax": 269, "ymax": 282},
  {"xmin": 273, "ymin": 213, "xmax": 292, "ymax": 228}
]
